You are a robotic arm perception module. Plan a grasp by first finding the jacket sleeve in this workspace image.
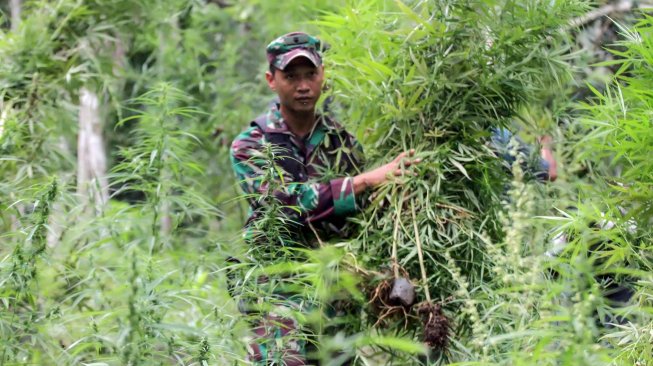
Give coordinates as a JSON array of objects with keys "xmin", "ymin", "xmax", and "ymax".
[{"xmin": 230, "ymin": 128, "xmax": 357, "ymax": 223}]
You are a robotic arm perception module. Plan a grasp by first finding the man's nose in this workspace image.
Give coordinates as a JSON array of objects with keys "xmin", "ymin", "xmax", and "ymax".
[{"xmin": 297, "ymin": 79, "xmax": 310, "ymax": 93}]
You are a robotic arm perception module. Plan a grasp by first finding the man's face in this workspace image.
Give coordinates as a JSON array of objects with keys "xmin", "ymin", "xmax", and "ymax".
[{"xmin": 266, "ymin": 57, "xmax": 324, "ymax": 115}]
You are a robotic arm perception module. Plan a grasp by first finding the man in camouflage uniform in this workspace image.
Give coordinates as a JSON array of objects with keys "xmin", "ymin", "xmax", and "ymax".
[{"xmin": 230, "ymin": 32, "xmax": 419, "ymax": 365}]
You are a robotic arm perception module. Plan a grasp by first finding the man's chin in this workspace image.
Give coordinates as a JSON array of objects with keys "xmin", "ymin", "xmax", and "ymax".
[{"xmin": 293, "ymin": 102, "xmax": 316, "ymax": 112}]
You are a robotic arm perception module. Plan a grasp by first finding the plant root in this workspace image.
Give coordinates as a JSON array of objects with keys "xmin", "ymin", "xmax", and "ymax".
[
  {"xmin": 416, "ymin": 301, "xmax": 451, "ymax": 352},
  {"xmin": 367, "ymin": 279, "xmax": 415, "ymax": 328}
]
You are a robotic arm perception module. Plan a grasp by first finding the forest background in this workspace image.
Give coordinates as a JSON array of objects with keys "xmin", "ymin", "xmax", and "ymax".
[{"xmin": 1, "ymin": 0, "xmax": 652, "ymax": 365}]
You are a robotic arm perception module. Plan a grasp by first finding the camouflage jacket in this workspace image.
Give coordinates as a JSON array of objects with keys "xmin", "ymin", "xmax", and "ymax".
[
  {"xmin": 230, "ymin": 101, "xmax": 365, "ymax": 245},
  {"xmin": 490, "ymin": 127, "xmax": 551, "ymax": 181}
]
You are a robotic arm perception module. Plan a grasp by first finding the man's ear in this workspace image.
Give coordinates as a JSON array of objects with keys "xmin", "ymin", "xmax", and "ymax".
[{"xmin": 265, "ymin": 71, "xmax": 275, "ymax": 90}]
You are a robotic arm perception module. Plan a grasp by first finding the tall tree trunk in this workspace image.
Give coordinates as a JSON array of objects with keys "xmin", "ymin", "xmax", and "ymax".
[
  {"xmin": 10, "ymin": 0, "xmax": 21, "ymax": 31},
  {"xmin": 77, "ymin": 87, "xmax": 108, "ymax": 210}
]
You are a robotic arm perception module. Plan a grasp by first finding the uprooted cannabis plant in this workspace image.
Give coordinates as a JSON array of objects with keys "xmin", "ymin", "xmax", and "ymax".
[{"xmin": 316, "ymin": 0, "xmax": 587, "ymax": 362}]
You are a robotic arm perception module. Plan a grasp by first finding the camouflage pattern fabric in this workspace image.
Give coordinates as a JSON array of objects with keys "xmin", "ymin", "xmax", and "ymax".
[
  {"xmin": 231, "ymin": 101, "xmax": 363, "ymax": 365},
  {"xmin": 231, "ymin": 101, "xmax": 365, "ymax": 245},
  {"xmin": 266, "ymin": 32, "xmax": 325, "ymax": 71},
  {"xmin": 245, "ymin": 298, "xmax": 314, "ymax": 366},
  {"xmin": 490, "ymin": 127, "xmax": 551, "ymax": 181}
]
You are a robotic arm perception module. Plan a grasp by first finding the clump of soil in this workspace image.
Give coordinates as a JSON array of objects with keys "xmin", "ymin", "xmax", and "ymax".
[
  {"xmin": 417, "ymin": 302, "xmax": 451, "ymax": 351},
  {"xmin": 388, "ymin": 277, "xmax": 416, "ymax": 308}
]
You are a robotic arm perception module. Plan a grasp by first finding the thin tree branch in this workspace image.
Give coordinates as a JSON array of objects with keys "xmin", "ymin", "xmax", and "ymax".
[
  {"xmin": 569, "ymin": 0, "xmax": 653, "ymax": 28},
  {"xmin": 207, "ymin": 0, "xmax": 232, "ymax": 8}
]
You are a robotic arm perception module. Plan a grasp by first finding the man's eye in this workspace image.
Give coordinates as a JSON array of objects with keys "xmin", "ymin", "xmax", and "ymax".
[{"xmin": 285, "ymin": 74, "xmax": 295, "ymax": 79}]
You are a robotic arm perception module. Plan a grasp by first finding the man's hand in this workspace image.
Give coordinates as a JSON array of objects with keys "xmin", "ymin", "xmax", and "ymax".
[
  {"xmin": 538, "ymin": 135, "xmax": 558, "ymax": 182},
  {"xmin": 353, "ymin": 149, "xmax": 421, "ymax": 194}
]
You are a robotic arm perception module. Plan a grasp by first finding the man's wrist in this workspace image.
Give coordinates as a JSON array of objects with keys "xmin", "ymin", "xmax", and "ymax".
[
  {"xmin": 538, "ymin": 135, "xmax": 553, "ymax": 149},
  {"xmin": 353, "ymin": 173, "xmax": 369, "ymax": 195}
]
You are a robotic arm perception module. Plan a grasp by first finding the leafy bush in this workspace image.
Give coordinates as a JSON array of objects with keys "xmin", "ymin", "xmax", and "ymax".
[
  {"xmin": 571, "ymin": 14, "xmax": 653, "ymax": 365},
  {"xmin": 316, "ymin": 0, "xmax": 587, "ymax": 363}
]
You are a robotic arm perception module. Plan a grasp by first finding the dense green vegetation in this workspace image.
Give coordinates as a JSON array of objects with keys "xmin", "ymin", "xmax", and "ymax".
[{"xmin": 1, "ymin": 0, "xmax": 652, "ymax": 365}]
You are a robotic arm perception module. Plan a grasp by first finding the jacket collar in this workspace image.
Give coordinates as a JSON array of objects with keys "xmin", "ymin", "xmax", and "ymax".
[{"xmin": 260, "ymin": 99, "xmax": 344, "ymax": 137}]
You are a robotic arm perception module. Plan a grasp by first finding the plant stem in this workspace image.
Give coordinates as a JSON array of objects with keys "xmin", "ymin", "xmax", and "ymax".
[
  {"xmin": 411, "ymin": 200, "xmax": 431, "ymax": 303},
  {"xmin": 392, "ymin": 199, "xmax": 400, "ymax": 279}
]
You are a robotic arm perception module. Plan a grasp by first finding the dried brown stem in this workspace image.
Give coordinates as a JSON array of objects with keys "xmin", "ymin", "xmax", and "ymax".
[{"xmin": 411, "ymin": 200, "xmax": 431, "ymax": 303}]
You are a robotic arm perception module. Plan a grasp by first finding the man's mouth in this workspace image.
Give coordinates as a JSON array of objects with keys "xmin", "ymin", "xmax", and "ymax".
[{"xmin": 296, "ymin": 97, "xmax": 312, "ymax": 105}]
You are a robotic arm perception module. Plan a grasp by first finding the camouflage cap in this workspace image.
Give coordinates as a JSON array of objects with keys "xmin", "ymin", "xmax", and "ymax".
[{"xmin": 266, "ymin": 32, "xmax": 325, "ymax": 71}]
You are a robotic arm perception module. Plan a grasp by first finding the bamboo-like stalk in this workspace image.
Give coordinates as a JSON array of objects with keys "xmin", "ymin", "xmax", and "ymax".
[
  {"xmin": 392, "ymin": 194, "xmax": 401, "ymax": 279},
  {"xmin": 411, "ymin": 200, "xmax": 431, "ymax": 303}
]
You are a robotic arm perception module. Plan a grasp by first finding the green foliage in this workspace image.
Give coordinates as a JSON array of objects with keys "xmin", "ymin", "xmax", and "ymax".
[
  {"xmin": 317, "ymin": 0, "xmax": 587, "ymax": 363},
  {"xmin": 0, "ymin": 0, "xmax": 365, "ymax": 363},
  {"xmin": 1, "ymin": 85, "xmax": 242, "ymax": 364},
  {"xmin": 0, "ymin": 1, "xmax": 258, "ymax": 363},
  {"xmin": 0, "ymin": 179, "xmax": 58, "ymax": 363},
  {"xmin": 1, "ymin": 0, "xmax": 652, "ymax": 365},
  {"xmin": 112, "ymin": 84, "xmax": 220, "ymax": 250},
  {"xmin": 571, "ymin": 14, "xmax": 653, "ymax": 365}
]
